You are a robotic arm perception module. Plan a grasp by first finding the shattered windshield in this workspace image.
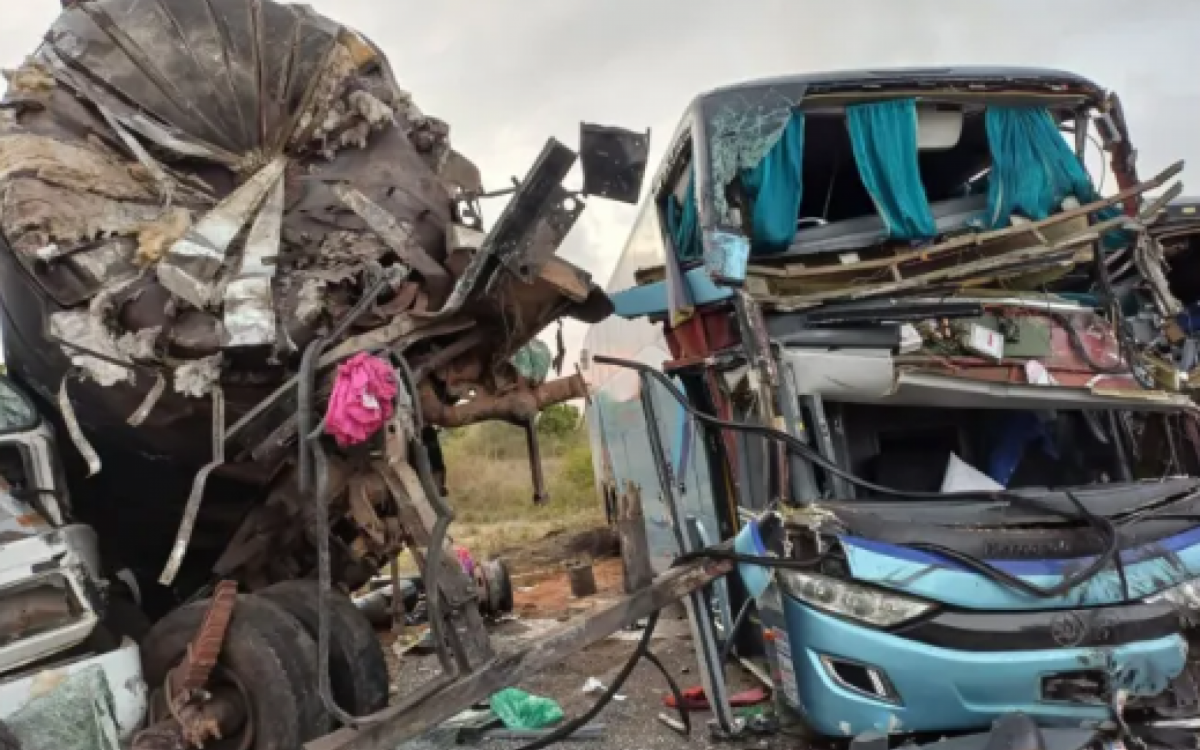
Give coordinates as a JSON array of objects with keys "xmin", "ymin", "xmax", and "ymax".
[
  {"xmin": 0, "ymin": 380, "xmax": 37, "ymax": 435},
  {"xmin": 675, "ymin": 73, "xmax": 1115, "ymax": 265}
]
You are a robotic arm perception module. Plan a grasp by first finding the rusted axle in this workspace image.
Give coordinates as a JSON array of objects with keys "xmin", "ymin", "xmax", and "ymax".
[{"xmin": 421, "ymin": 374, "xmax": 588, "ymax": 427}]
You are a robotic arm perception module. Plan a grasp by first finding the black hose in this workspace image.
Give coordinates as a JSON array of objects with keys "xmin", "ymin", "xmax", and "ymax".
[
  {"xmin": 595, "ymin": 354, "xmax": 1122, "ymax": 599},
  {"xmin": 642, "ymin": 650, "xmax": 691, "ymax": 734},
  {"xmin": 297, "ymin": 268, "xmax": 460, "ymax": 726},
  {"xmin": 308, "ymin": 434, "xmax": 360, "ymax": 727},
  {"xmin": 1091, "ymin": 233, "xmax": 1157, "ymax": 390},
  {"xmin": 406, "ymin": 451, "xmax": 459, "ymax": 672},
  {"xmin": 299, "ymin": 339, "xmax": 359, "ymax": 728},
  {"xmin": 297, "ymin": 341, "xmax": 321, "ymax": 498},
  {"xmin": 513, "ymin": 612, "xmax": 690, "ymax": 750},
  {"xmin": 297, "ymin": 279, "xmax": 389, "ymax": 729},
  {"xmin": 394, "ymin": 355, "xmax": 426, "ymax": 432},
  {"xmin": 674, "ymin": 546, "xmax": 825, "ymax": 569},
  {"xmin": 908, "ymin": 490, "xmax": 1123, "ymax": 600},
  {"xmin": 389, "ymin": 351, "xmax": 461, "ymax": 672},
  {"xmin": 303, "ymin": 344, "xmax": 458, "ymax": 727}
]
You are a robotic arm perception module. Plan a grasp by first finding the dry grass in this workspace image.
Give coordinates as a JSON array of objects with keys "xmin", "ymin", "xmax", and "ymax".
[
  {"xmin": 450, "ymin": 515, "xmax": 599, "ymax": 562},
  {"xmin": 399, "ymin": 415, "xmax": 604, "ymax": 569}
]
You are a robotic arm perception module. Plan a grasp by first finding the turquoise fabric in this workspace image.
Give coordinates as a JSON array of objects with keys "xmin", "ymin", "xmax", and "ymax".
[
  {"xmin": 847, "ymin": 99, "xmax": 937, "ymax": 240},
  {"xmin": 984, "ymin": 106, "xmax": 1122, "ymax": 235},
  {"xmin": 666, "ymin": 113, "xmax": 805, "ymax": 260},
  {"xmin": 491, "ymin": 688, "xmax": 564, "ymax": 730},
  {"xmin": 665, "ymin": 172, "xmax": 702, "ymax": 261},
  {"xmin": 510, "ymin": 339, "xmax": 552, "ymax": 384},
  {"xmin": 740, "ymin": 113, "xmax": 806, "ymax": 255}
]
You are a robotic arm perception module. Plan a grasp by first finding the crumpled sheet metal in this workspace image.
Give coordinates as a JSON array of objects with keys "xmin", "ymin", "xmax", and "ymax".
[
  {"xmin": 222, "ymin": 175, "xmax": 285, "ymax": 349},
  {"xmin": 46, "ymin": 0, "xmax": 341, "ymax": 165},
  {"xmin": 49, "ymin": 311, "xmax": 134, "ymax": 388},
  {"xmin": 0, "ymin": 2, "xmax": 456, "ymax": 388},
  {"xmin": 157, "ymin": 156, "xmax": 287, "ymax": 309},
  {"xmin": 8, "ymin": 0, "xmax": 459, "ymax": 334},
  {"xmin": 0, "ymin": 0, "xmax": 612, "ymax": 484}
]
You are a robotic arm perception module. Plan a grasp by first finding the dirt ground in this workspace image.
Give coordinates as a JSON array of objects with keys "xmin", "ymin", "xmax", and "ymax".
[
  {"xmin": 382, "ymin": 525, "xmax": 803, "ymax": 750},
  {"xmin": 384, "ymin": 619, "xmax": 798, "ymax": 750},
  {"xmin": 511, "ymin": 557, "xmax": 625, "ymax": 620}
]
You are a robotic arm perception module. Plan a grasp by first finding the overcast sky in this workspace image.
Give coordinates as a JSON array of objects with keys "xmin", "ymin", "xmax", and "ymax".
[{"xmin": 3, "ymin": 1, "xmax": 1198, "ymax": 369}]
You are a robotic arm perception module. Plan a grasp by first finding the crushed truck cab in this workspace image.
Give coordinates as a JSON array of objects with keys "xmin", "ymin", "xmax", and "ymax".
[{"xmin": 0, "ymin": 376, "xmax": 147, "ymax": 747}]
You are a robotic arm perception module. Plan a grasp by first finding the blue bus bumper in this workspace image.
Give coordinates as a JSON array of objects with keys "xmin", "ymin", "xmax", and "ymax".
[{"xmin": 780, "ymin": 594, "xmax": 1188, "ymax": 738}]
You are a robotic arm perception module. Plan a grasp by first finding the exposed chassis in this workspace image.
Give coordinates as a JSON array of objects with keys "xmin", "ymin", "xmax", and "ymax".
[
  {"xmin": 299, "ymin": 393, "xmax": 731, "ymax": 750},
  {"xmin": 309, "ymin": 547, "xmax": 729, "ymax": 750}
]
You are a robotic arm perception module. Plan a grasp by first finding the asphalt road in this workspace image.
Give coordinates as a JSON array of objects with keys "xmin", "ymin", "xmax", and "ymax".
[{"xmin": 388, "ymin": 617, "xmax": 805, "ymax": 750}]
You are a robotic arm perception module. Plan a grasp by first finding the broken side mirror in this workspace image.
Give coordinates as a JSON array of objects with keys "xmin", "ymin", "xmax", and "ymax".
[
  {"xmin": 482, "ymin": 138, "xmax": 583, "ymax": 286},
  {"xmin": 579, "ymin": 123, "xmax": 651, "ymax": 205},
  {"xmin": 465, "ymin": 124, "xmax": 650, "ymax": 289}
]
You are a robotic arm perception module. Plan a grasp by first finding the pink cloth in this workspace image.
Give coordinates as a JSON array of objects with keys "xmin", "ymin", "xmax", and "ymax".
[
  {"xmin": 324, "ymin": 353, "xmax": 397, "ymax": 447},
  {"xmin": 455, "ymin": 545, "xmax": 475, "ymax": 577}
]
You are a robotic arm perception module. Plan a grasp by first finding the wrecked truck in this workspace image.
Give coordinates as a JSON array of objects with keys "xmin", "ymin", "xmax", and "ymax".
[
  {"xmin": 0, "ymin": 0, "xmax": 629, "ymax": 613},
  {"xmin": 0, "ymin": 377, "xmax": 146, "ymax": 748},
  {"xmin": 582, "ymin": 67, "xmax": 1200, "ymax": 748},
  {"xmin": 0, "ymin": 0, "xmax": 653, "ymax": 748}
]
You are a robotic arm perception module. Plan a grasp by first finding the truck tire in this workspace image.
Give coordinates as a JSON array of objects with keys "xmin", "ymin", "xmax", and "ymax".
[
  {"xmin": 141, "ymin": 595, "xmax": 330, "ymax": 748},
  {"xmin": 259, "ymin": 580, "xmax": 390, "ymax": 719},
  {"xmin": 104, "ymin": 595, "xmax": 152, "ymax": 643}
]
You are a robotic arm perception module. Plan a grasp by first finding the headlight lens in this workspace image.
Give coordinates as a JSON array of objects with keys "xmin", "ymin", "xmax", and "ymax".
[
  {"xmin": 1146, "ymin": 578, "xmax": 1200, "ymax": 610},
  {"xmin": 778, "ymin": 569, "xmax": 935, "ymax": 627}
]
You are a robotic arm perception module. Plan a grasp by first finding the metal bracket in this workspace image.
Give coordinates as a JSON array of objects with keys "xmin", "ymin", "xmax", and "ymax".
[{"xmin": 479, "ymin": 138, "xmax": 583, "ymax": 286}]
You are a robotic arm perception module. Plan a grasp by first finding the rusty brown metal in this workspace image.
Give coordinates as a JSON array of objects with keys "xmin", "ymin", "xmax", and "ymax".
[
  {"xmin": 169, "ymin": 580, "xmax": 238, "ymax": 696},
  {"xmin": 420, "ymin": 374, "xmax": 588, "ymax": 427},
  {"xmin": 132, "ymin": 722, "xmax": 186, "ymax": 750},
  {"xmin": 523, "ymin": 419, "xmax": 548, "ymax": 504},
  {"xmin": 413, "ymin": 330, "xmax": 486, "ymax": 382},
  {"xmin": 178, "ymin": 687, "xmax": 248, "ymax": 749},
  {"xmin": 133, "ymin": 687, "xmax": 247, "ymax": 750},
  {"xmin": 140, "ymin": 582, "xmax": 242, "ymax": 750}
]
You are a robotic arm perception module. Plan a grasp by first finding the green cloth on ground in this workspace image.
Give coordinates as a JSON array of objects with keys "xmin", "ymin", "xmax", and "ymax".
[{"xmin": 490, "ymin": 688, "xmax": 564, "ymax": 730}]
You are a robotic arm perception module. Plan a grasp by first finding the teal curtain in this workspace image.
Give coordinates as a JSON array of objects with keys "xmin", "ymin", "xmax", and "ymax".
[
  {"xmin": 665, "ymin": 172, "xmax": 701, "ymax": 261},
  {"xmin": 847, "ymin": 99, "xmax": 937, "ymax": 240},
  {"xmin": 984, "ymin": 106, "xmax": 1121, "ymax": 231},
  {"xmin": 740, "ymin": 113, "xmax": 806, "ymax": 255},
  {"xmin": 666, "ymin": 113, "xmax": 806, "ymax": 261}
]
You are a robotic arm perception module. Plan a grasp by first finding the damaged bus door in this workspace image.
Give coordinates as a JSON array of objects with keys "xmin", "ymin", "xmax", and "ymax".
[{"xmin": 636, "ymin": 368, "xmax": 741, "ymax": 737}]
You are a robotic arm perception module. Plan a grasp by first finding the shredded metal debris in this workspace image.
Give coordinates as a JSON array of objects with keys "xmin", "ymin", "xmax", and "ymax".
[{"xmin": 0, "ymin": 0, "xmax": 634, "ymax": 612}]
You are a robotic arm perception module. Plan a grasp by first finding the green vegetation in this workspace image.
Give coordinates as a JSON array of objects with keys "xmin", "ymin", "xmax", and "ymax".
[{"xmin": 439, "ymin": 403, "xmax": 602, "ymax": 559}]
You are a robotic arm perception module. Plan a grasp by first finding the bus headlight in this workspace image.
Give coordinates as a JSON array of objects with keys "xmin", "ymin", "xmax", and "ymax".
[
  {"xmin": 1146, "ymin": 577, "xmax": 1200, "ymax": 610},
  {"xmin": 778, "ymin": 569, "xmax": 935, "ymax": 627}
]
